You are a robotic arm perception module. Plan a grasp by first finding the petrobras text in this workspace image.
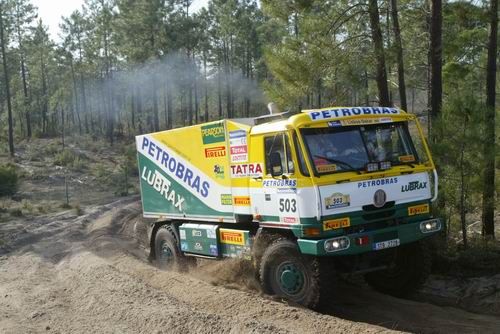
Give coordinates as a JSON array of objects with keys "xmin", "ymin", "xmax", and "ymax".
[
  {"xmin": 140, "ymin": 136, "xmax": 210, "ymax": 197},
  {"xmin": 308, "ymin": 107, "xmax": 400, "ymax": 121},
  {"xmin": 262, "ymin": 179, "xmax": 297, "ymax": 187}
]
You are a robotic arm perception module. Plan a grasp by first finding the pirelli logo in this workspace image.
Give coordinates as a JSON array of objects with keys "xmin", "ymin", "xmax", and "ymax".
[
  {"xmin": 408, "ymin": 203, "xmax": 430, "ymax": 216},
  {"xmin": 233, "ymin": 196, "xmax": 251, "ymax": 206},
  {"xmin": 323, "ymin": 217, "xmax": 350, "ymax": 231},
  {"xmin": 220, "ymin": 230, "xmax": 245, "ymax": 246},
  {"xmin": 204, "ymin": 146, "xmax": 226, "ymax": 158}
]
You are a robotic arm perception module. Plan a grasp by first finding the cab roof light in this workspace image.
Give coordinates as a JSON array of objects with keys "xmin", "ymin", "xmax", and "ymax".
[{"xmin": 366, "ymin": 162, "xmax": 379, "ymax": 172}]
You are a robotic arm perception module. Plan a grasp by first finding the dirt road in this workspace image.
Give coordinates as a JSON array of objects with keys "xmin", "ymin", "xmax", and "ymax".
[{"xmin": 1, "ymin": 198, "xmax": 499, "ymax": 334}]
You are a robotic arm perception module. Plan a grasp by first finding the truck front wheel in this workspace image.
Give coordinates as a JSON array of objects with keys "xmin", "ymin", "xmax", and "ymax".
[
  {"xmin": 364, "ymin": 240, "xmax": 431, "ymax": 297},
  {"xmin": 154, "ymin": 225, "xmax": 192, "ymax": 271},
  {"xmin": 259, "ymin": 238, "xmax": 321, "ymax": 308}
]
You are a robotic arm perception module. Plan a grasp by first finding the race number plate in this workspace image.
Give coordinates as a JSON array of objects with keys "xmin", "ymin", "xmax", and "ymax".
[{"xmin": 373, "ymin": 238, "xmax": 400, "ymax": 251}]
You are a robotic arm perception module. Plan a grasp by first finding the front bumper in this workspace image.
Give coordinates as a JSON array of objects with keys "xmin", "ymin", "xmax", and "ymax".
[{"xmin": 297, "ymin": 218, "xmax": 441, "ymax": 256}]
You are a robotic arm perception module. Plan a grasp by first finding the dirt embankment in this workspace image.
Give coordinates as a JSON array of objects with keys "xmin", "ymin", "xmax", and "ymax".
[{"xmin": 1, "ymin": 199, "xmax": 499, "ymax": 334}]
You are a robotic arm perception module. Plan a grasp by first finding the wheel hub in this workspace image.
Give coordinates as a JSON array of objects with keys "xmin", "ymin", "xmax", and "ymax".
[{"xmin": 278, "ymin": 263, "xmax": 304, "ymax": 294}]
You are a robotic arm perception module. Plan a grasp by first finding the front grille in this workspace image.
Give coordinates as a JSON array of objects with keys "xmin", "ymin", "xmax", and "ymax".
[{"xmin": 373, "ymin": 230, "xmax": 398, "ymax": 242}]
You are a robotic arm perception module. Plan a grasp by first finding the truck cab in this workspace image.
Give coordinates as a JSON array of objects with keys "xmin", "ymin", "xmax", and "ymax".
[{"xmin": 248, "ymin": 107, "xmax": 440, "ymax": 257}]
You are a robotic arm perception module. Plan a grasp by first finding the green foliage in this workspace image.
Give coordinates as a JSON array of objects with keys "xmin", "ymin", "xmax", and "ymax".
[
  {"xmin": 53, "ymin": 149, "xmax": 87, "ymax": 171},
  {"xmin": 0, "ymin": 164, "xmax": 18, "ymax": 197},
  {"xmin": 432, "ymin": 95, "xmax": 486, "ymax": 242}
]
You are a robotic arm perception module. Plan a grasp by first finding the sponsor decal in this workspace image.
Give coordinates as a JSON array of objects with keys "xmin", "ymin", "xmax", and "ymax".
[
  {"xmin": 194, "ymin": 242, "xmax": 203, "ymax": 251},
  {"xmin": 205, "ymin": 146, "xmax": 226, "ymax": 158},
  {"xmin": 281, "ymin": 216, "xmax": 298, "ymax": 224},
  {"xmin": 213, "ymin": 164, "xmax": 225, "ymax": 179},
  {"xmin": 220, "ymin": 230, "xmax": 245, "ymax": 246},
  {"xmin": 328, "ymin": 120, "xmax": 342, "ymax": 127},
  {"xmin": 220, "ymin": 194, "xmax": 232, "ymax": 205},
  {"xmin": 201, "ymin": 122, "xmax": 225, "ymax": 144},
  {"xmin": 229, "ymin": 130, "xmax": 248, "ymax": 163},
  {"xmin": 230, "ymin": 145, "xmax": 247, "ymax": 155},
  {"xmin": 180, "ymin": 241, "xmax": 188, "ymax": 251},
  {"xmin": 401, "ymin": 180, "xmax": 427, "ymax": 192},
  {"xmin": 357, "ymin": 177, "xmax": 398, "ymax": 188},
  {"xmin": 233, "ymin": 196, "xmax": 251, "ymax": 206},
  {"xmin": 323, "ymin": 217, "xmax": 350, "ymax": 231},
  {"xmin": 317, "ymin": 164, "xmax": 337, "ymax": 173},
  {"xmin": 230, "ymin": 163, "xmax": 263, "ymax": 178},
  {"xmin": 408, "ymin": 203, "xmax": 430, "ymax": 216},
  {"xmin": 210, "ymin": 244, "xmax": 218, "ymax": 256},
  {"xmin": 308, "ymin": 107, "xmax": 400, "ymax": 121},
  {"xmin": 192, "ymin": 230, "xmax": 202, "ymax": 237},
  {"xmin": 141, "ymin": 166, "xmax": 185, "ymax": 211},
  {"xmin": 207, "ymin": 228, "xmax": 217, "ymax": 239},
  {"xmin": 262, "ymin": 179, "xmax": 297, "ymax": 187},
  {"xmin": 325, "ymin": 192, "xmax": 350, "ymax": 210},
  {"xmin": 141, "ymin": 137, "xmax": 210, "ymax": 198},
  {"xmin": 179, "ymin": 230, "xmax": 186, "ymax": 240},
  {"xmin": 399, "ymin": 154, "xmax": 415, "ymax": 163},
  {"xmin": 340, "ymin": 118, "xmax": 393, "ymax": 126},
  {"xmin": 265, "ymin": 194, "xmax": 271, "ymax": 201}
]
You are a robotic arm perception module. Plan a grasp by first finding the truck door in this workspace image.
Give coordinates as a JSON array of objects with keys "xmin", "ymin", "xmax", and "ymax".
[{"xmin": 249, "ymin": 132, "xmax": 300, "ymax": 225}]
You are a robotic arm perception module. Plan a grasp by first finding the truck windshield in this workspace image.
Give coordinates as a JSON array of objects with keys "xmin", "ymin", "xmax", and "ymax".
[{"xmin": 301, "ymin": 122, "xmax": 419, "ymax": 174}]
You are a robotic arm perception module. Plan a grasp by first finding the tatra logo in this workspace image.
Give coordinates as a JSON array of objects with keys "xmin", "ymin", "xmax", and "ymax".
[
  {"xmin": 373, "ymin": 189, "xmax": 387, "ymax": 208},
  {"xmin": 230, "ymin": 163, "xmax": 263, "ymax": 178},
  {"xmin": 401, "ymin": 181, "xmax": 427, "ymax": 192}
]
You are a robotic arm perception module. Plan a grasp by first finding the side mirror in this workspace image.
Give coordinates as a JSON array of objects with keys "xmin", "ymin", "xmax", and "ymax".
[{"xmin": 269, "ymin": 152, "xmax": 283, "ymax": 177}]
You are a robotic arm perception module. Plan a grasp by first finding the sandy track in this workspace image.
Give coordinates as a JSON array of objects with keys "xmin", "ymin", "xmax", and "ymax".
[{"xmin": 0, "ymin": 198, "xmax": 499, "ymax": 333}]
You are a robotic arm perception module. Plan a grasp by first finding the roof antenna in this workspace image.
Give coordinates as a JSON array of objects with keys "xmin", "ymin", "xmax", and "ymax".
[{"xmin": 267, "ymin": 102, "xmax": 280, "ymax": 115}]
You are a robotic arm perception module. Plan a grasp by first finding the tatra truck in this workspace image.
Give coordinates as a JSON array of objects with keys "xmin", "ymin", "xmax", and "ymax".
[{"xmin": 136, "ymin": 106, "xmax": 441, "ymax": 308}]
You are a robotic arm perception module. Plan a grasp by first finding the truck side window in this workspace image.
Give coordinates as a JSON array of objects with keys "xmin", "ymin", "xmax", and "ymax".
[{"xmin": 265, "ymin": 133, "xmax": 294, "ymax": 175}]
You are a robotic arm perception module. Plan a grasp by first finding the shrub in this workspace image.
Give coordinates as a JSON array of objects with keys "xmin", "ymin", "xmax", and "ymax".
[{"xmin": 0, "ymin": 164, "xmax": 18, "ymax": 197}]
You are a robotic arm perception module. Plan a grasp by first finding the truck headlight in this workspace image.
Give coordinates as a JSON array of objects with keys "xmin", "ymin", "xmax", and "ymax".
[
  {"xmin": 324, "ymin": 236, "xmax": 350, "ymax": 252},
  {"xmin": 419, "ymin": 219, "xmax": 441, "ymax": 233}
]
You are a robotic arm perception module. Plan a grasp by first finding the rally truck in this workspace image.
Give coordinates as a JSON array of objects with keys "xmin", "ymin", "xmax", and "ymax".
[{"xmin": 136, "ymin": 106, "xmax": 442, "ymax": 308}]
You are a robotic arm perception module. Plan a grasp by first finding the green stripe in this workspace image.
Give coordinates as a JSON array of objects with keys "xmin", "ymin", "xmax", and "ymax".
[{"xmin": 138, "ymin": 153, "xmax": 232, "ymax": 218}]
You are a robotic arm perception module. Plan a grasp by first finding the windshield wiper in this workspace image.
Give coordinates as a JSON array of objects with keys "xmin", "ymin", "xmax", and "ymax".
[{"xmin": 314, "ymin": 155, "xmax": 359, "ymax": 172}]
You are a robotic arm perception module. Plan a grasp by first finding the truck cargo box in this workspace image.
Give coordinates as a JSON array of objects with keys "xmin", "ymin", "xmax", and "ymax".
[{"xmin": 136, "ymin": 120, "xmax": 258, "ymax": 222}]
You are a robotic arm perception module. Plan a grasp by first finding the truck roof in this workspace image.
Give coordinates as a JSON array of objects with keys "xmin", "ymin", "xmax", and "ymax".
[{"xmin": 247, "ymin": 106, "xmax": 411, "ymax": 135}]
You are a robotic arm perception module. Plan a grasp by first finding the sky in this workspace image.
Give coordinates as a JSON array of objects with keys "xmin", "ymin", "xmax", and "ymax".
[{"xmin": 31, "ymin": 0, "xmax": 208, "ymax": 41}]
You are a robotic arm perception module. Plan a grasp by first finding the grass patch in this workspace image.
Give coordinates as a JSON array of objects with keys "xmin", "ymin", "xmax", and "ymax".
[{"xmin": 0, "ymin": 164, "xmax": 18, "ymax": 197}]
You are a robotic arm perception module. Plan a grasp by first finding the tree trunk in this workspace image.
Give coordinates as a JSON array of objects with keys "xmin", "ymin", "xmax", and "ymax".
[
  {"xmin": 70, "ymin": 59, "xmax": 82, "ymax": 135},
  {"xmin": 368, "ymin": 0, "xmax": 391, "ymax": 107},
  {"xmin": 204, "ymin": 55, "xmax": 209, "ymax": 122},
  {"xmin": 390, "ymin": 0, "xmax": 407, "ymax": 111},
  {"xmin": 0, "ymin": 3, "xmax": 14, "ymax": 156},
  {"xmin": 482, "ymin": 0, "xmax": 498, "ymax": 238},
  {"xmin": 429, "ymin": 0, "xmax": 442, "ymax": 121}
]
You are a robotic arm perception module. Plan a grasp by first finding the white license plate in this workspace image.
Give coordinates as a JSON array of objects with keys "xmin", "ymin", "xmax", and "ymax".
[{"xmin": 373, "ymin": 238, "xmax": 400, "ymax": 250}]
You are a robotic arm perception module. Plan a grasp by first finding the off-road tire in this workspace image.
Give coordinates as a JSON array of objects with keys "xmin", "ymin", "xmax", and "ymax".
[
  {"xmin": 364, "ymin": 240, "xmax": 432, "ymax": 298},
  {"xmin": 259, "ymin": 238, "xmax": 335, "ymax": 309},
  {"xmin": 154, "ymin": 225, "xmax": 193, "ymax": 272}
]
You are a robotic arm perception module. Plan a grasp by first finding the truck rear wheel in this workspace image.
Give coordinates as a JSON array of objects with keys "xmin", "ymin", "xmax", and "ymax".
[
  {"xmin": 259, "ymin": 238, "xmax": 322, "ymax": 308},
  {"xmin": 154, "ymin": 225, "xmax": 192, "ymax": 272},
  {"xmin": 364, "ymin": 240, "xmax": 431, "ymax": 298}
]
